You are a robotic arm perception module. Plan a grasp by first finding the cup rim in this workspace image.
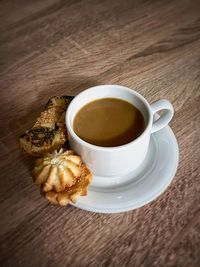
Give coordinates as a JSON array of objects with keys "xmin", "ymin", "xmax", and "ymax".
[{"xmin": 66, "ymin": 85, "xmax": 153, "ymax": 151}]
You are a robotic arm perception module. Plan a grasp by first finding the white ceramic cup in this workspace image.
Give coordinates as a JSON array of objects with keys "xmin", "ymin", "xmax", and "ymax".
[{"xmin": 66, "ymin": 85, "xmax": 174, "ymax": 177}]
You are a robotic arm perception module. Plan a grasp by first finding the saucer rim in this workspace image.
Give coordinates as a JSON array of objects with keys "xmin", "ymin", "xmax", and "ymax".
[{"xmin": 71, "ymin": 125, "xmax": 179, "ymax": 213}]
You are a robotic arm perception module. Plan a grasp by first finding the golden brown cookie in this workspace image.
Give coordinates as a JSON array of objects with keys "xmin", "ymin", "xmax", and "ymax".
[
  {"xmin": 42, "ymin": 164, "xmax": 92, "ymax": 206},
  {"xmin": 32, "ymin": 150, "xmax": 82, "ymax": 191},
  {"xmin": 32, "ymin": 149, "xmax": 92, "ymax": 206}
]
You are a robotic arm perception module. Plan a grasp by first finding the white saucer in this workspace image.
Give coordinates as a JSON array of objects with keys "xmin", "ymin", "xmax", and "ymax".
[{"xmin": 71, "ymin": 125, "xmax": 179, "ymax": 213}]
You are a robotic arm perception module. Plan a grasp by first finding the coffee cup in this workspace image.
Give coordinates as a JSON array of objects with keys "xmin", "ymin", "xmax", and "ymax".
[{"xmin": 66, "ymin": 85, "xmax": 174, "ymax": 177}]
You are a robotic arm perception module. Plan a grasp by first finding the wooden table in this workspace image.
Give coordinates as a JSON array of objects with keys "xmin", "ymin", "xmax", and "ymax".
[{"xmin": 0, "ymin": 0, "xmax": 200, "ymax": 266}]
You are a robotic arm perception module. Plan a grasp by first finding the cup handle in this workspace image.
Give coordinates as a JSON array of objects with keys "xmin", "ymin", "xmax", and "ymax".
[{"xmin": 150, "ymin": 100, "xmax": 174, "ymax": 133}]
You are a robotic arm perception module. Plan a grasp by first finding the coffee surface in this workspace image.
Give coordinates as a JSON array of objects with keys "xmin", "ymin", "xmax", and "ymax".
[{"xmin": 73, "ymin": 98, "xmax": 145, "ymax": 147}]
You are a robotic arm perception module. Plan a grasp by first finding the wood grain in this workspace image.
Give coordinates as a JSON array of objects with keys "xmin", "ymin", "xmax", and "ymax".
[{"xmin": 0, "ymin": 0, "xmax": 200, "ymax": 266}]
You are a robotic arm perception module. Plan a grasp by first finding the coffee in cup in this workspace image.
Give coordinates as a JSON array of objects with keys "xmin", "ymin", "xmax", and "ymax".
[{"xmin": 73, "ymin": 98, "xmax": 145, "ymax": 147}]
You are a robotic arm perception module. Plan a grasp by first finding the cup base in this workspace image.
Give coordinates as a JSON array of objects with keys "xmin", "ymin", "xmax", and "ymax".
[{"xmin": 90, "ymin": 147, "xmax": 153, "ymax": 189}]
